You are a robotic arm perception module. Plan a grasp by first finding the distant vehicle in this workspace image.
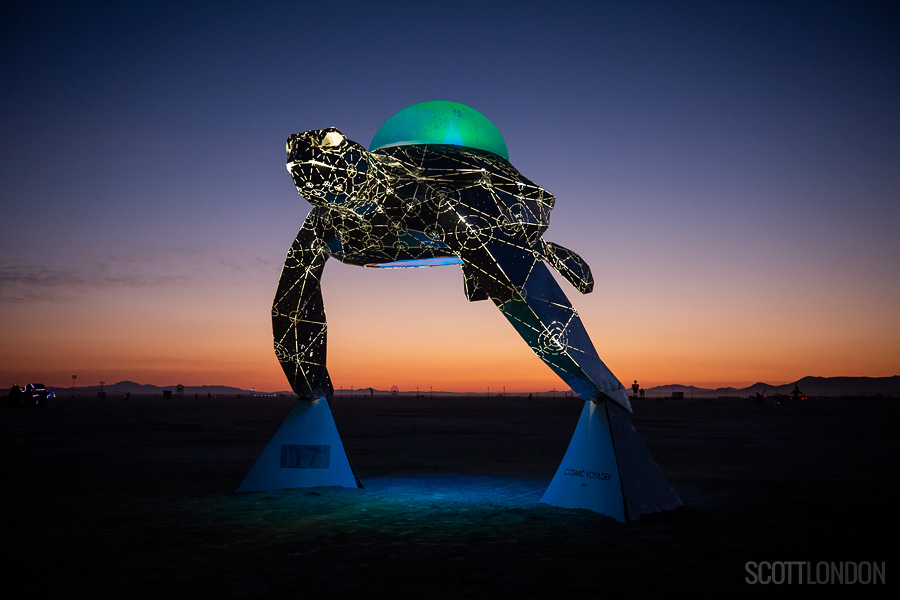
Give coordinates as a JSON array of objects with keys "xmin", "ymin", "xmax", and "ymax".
[
  {"xmin": 775, "ymin": 384, "xmax": 807, "ymax": 405},
  {"xmin": 3, "ymin": 383, "xmax": 54, "ymax": 408}
]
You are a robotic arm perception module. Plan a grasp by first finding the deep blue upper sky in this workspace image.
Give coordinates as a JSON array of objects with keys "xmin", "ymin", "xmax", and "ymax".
[{"xmin": 2, "ymin": 1, "xmax": 898, "ymax": 388}]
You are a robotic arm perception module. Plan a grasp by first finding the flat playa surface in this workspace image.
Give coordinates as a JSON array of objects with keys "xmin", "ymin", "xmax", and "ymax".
[{"xmin": 2, "ymin": 394, "xmax": 896, "ymax": 597}]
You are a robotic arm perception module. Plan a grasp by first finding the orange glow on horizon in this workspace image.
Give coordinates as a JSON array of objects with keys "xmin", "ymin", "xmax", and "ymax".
[{"xmin": 2, "ymin": 246, "xmax": 898, "ymax": 393}]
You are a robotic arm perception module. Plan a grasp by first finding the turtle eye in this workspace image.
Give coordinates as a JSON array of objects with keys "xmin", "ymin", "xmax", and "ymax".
[{"xmin": 320, "ymin": 131, "xmax": 345, "ymax": 147}]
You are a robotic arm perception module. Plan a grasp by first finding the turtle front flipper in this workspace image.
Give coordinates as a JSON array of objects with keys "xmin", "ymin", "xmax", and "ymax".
[
  {"xmin": 441, "ymin": 223, "xmax": 630, "ymax": 411},
  {"xmin": 498, "ymin": 259, "xmax": 629, "ymax": 410},
  {"xmin": 272, "ymin": 207, "xmax": 335, "ymax": 402},
  {"xmin": 242, "ymin": 207, "xmax": 362, "ymax": 493}
]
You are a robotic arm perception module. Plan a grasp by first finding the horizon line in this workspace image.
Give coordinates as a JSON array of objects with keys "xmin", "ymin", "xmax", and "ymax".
[{"xmin": 30, "ymin": 374, "xmax": 900, "ymax": 395}]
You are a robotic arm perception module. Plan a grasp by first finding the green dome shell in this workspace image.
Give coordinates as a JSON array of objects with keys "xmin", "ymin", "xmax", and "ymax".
[{"xmin": 369, "ymin": 101, "xmax": 509, "ymax": 160}]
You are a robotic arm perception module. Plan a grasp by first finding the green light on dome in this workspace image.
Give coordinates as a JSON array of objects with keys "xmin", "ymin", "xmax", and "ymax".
[{"xmin": 369, "ymin": 101, "xmax": 509, "ymax": 160}]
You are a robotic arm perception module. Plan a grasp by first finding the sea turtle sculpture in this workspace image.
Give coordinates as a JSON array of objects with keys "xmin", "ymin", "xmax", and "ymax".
[
  {"xmin": 243, "ymin": 102, "xmax": 680, "ymax": 521},
  {"xmin": 275, "ymin": 101, "xmax": 629, "ymax": 411}
]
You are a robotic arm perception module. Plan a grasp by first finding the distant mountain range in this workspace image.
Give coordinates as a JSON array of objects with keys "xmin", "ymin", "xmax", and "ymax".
[
  {"xmin": 51, "ymin": 380, "xmax": 275, "ymax": 396},
  {"xmin": 644, "ymin": 376, "xmax": 900, "ymax": 399},
  {"xmin": 46, "ymin": 376, "xmax": 900, "ymax": 399}
]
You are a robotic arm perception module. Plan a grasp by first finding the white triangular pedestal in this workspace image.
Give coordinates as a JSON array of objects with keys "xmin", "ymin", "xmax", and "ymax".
[
  {"xmin": 237, "ymin": 397, "xmax": 360, "ymax": 492},
  {"xmin": 540, "ymin": 400, "xmax": 680, "ymax": 522}
]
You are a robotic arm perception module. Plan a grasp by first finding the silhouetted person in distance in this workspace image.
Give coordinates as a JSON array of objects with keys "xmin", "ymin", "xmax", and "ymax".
[
  {"xmin": 632, "ymin": 380, "xmax": 639, "ymax": 398},
  {"xmin": 7, "ymin": 384, "xmax": 22, "ymax": 407},
  {"xmin": 639, "ymin": 388, "xmax": 645, "ymax": 399}
]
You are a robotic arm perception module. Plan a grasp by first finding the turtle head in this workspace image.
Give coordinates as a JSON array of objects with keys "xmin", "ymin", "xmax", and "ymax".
[{"xmin": 286, "ymin": 127, "xmax": 370, "ymax": 207}]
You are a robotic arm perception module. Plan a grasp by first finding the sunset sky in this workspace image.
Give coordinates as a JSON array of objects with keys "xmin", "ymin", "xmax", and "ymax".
[{"xmin": 2, "ymin": 1, "xmax": 898, "ymax": 392}]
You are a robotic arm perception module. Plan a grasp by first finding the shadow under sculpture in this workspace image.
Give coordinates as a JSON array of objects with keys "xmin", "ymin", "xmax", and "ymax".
[{"xmin": 238, "ymin": 105, "xmax": 680, "ymax": 521}]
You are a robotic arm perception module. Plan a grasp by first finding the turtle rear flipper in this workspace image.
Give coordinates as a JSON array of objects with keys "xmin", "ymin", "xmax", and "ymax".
[
  {"xmin": 462, "ymin": 262, "xmax": 490, "ymax": 302},
  {"xmin": 541, "ymin": 240, "xmax": 594, "ymax": 294}
]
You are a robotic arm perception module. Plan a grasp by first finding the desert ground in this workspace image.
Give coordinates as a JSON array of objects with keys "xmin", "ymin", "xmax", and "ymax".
[{"xmin": 2, "ymin": 393, "xmax": 895, "ymax": 597}]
